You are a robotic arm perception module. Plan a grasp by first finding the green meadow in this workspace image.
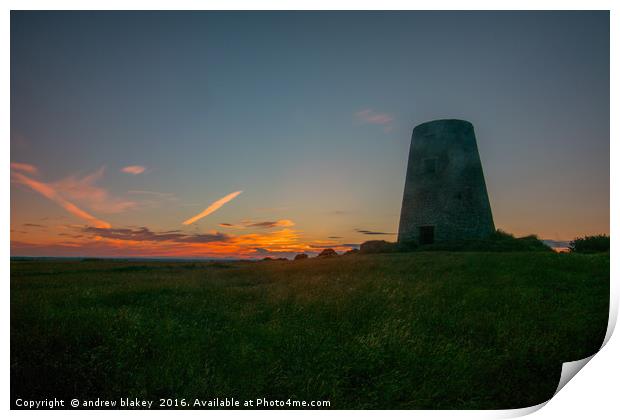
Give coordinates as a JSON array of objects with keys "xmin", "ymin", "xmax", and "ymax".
[{"xmin": 11, "ymin": 252, "xmax": 609, "ymax": 409}]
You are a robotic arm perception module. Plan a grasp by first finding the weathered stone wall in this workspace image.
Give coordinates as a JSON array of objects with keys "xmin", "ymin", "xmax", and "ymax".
[{"xmin": 397, "ymin": 119, "xmax": 495, "ymax": 244}]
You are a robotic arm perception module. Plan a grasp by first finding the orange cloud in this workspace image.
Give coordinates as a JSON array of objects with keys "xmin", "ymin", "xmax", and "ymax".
[
  {"xmin": 11, "ymin": 221, "xmax": 357, "ymax": 259},
  {"xmin": 11, "ymin": 162, "xmax": 38, "ymax": 174},
  {"xmin": 355, "ymin": 109, "xmax": 394, "ymax": 125},
  {"xmin": 182, "ymin": 191, "xmax": 243, "ymax": 225},
  {"xmin": 85, "ymin": 225, "xmax": 303, "ymax": 256},
  {"xmin": 20, "ymin": 226, "xmax": 304, "ymax": 259},
  {"xmin": 53, "ymin": 167, "xmax": 137, "ymax": 213},
  {"xmin": 121, "ymin": 165, "xmax": 146, "ymax": 175},
  {"xmin": 219, "ymin": 219, "xmax": 295, "ymax": 229},
  {"xmin": 11, "ymin": 171, "xmax": 111, "ymax": 228}
]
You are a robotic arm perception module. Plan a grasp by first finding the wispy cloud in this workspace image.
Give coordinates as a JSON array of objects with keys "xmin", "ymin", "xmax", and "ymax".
[
  {"xmin": 57, "ymin": 232, "xmax": 84, "ymax": 238},
  {"xmin": 53, "ymin": 167, "xmax": 137, "ymax": 213},
  {"xmin": 11, "ymin": 162, "xmax": 38, "ymax": 174},
  {"xmin": 11, "ymin": 170, "xmax": 111, "ymax": 228},
  {"xmin": 121, "ymin": 165, "xmax": 146, "ymax": 175},
  {"xmin": 83, "ymin": 226, "xmax": 230, "ymax": 243},
  {"xmin": 219, "ymin": 219, "xmax": 295, "ymax": 229},
  {"xmin": 249, "ymin": 220, "xmax": 295, "ymax": 228},
  {"xmin": 182, "ymin": 191, "xmax": 243, "ymax": 225},
  {"xmin": 23, "ymin": 223, "xmax": 46, "ymax": 228},
  {"xmin": 355, "ymin": 228, "xmax": 395, "ymax": 235},
  {"xmin": 126, "ymin": 190, "xmax": 178, "ymax": 209},
  {"xmin": 355, "ymin": 109, "xmax": 394, "ymax": 130}
]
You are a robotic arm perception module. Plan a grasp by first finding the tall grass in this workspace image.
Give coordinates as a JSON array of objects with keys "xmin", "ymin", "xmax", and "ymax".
[{"xmin": 11, "ymin": 252, "xmax": 608, "ymax": 409}]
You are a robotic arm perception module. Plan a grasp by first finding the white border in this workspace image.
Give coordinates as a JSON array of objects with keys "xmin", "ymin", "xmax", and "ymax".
[{"xmin": 3, "ymin": 2, "xmax": 617, "ymax": 419}]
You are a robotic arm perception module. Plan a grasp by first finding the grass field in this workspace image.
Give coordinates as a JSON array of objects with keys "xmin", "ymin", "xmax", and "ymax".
[{"xmin": 11, "ymin": 252, "xmax": 609, "ymax": 409}]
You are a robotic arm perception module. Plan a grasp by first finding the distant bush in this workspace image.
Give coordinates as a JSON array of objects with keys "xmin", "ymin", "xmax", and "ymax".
[
  {"xmin": 343, "ymin": 249, "xmax": 360, "ymax": 256},
  {"xmin": 569, "ymin": 235, "xmax": 610, "ymax": 253},
  {"xmin": 358, "ymin": 231, "xmax": 552, "ymax": 254},
  {"xmin": 359, "ymin": 240, "xmax": 399, "ymax": 254},
  {"xmin": 317, "ymin": 248, "xmax": 338, "ymax": 258},
  {"xmin": 294, "ymin": 253, "xmax": 309, "ymax": 261},
  {"xmin": 418, "ymin": 230, "xmax": 552, "ymax": 252}
]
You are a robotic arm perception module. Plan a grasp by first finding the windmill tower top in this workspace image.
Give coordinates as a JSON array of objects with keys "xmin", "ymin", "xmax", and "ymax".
[{"xmin": 397, "ymin": 119, "xmax": 495, "ymax": 245}]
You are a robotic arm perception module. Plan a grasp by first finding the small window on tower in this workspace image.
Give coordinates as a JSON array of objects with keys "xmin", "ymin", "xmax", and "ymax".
[
  {"xmin": 419, "ymin": 226, "xmax": 435, "ymax": 245},
  {"xmin": 423, "ymin": 158, "xmax": 437, "ymax": 174}
]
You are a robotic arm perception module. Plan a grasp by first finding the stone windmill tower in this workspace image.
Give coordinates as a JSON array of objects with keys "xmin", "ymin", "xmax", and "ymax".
[{"xmin": 397, "ymin": 119, "xmax": 495, "ymax": 245}]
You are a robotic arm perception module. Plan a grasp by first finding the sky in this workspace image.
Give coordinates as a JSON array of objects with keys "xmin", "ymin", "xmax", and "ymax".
[{"xmin": 10, "ymin": 11, "xmax": 609, "ymax": 258}]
